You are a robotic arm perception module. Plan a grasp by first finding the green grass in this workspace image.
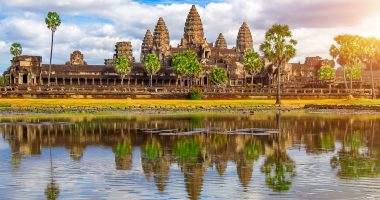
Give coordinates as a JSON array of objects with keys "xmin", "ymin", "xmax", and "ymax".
[{"xmin": 0, "ymin": 98, "xmax": 379, "ymax": 108}]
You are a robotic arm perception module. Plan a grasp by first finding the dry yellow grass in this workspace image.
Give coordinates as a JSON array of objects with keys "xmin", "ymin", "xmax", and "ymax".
[{"xmin": 0, "ymin": 98, "xmax": 379, "ymax": 108}]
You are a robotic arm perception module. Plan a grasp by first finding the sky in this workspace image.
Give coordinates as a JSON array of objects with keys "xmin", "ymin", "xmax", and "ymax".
[{"xmin": 0, "ymin": 0, "xmax": 380, "ymax": 72}]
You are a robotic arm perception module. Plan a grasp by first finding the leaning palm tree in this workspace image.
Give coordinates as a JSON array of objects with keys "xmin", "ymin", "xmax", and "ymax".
[
  {"xmin": 115, "ymin": 56, "xmax": 131, "ymax": 85},
  {"xmin": 260, "ymin": 24, "xmax": 297, "ymax": 105},
  {"xmin": 10, "ymin": 42, "xmax": 22, "ymax": 57},
  {"xmin": 45, "ymin": 11, "xmax": 61, "ymax": 85},
  {"xmin": 243, "ymin": 51, "xmax": 263, "ymax": 85},
  {"xmin": 144, "ymin": 53, "xmax": 161, "ymax": 87}
]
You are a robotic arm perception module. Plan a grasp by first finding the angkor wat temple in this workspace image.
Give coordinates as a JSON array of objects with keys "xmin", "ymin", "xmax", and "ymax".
[{"xmin": 2, "ymin": 5, "xmax": 379, "ymax": 98}]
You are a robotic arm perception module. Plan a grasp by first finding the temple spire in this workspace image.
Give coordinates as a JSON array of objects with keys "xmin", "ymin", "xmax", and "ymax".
[
  {"xmin": 141, "ymin": 29, "xmax": 153, "ymax": 62},
  {"xmin": 181, "ymin": 5, "xmax": 205, "ymax": 47},
  {"xmin": 236, "ymin": 22, "xmax": 253, "ymax": 53},
  {"xmin": 215, "ymin": 33, "xmax": 227, "ymax": 49},
  {"xmin": 153, "ymin": 17, "xmax": 170, "ymax": 57}
]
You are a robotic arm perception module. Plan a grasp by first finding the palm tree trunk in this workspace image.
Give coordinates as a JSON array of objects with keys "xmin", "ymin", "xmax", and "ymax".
[
  {"xmin": 343, "ymin": 65, "xmax": 348, "ymax": 92},
  {"xmin": 48, "ymin": 31, "xmax": 54, "ymax": 86},
  {"xmin": 276, "ymin": 63, "xmax": 281, "ymax": 105},
  {"xmin": 150, "ymin": 74, "xmax": 153, "ymax": 87},
  {"xmin": 350, "ymin": 69, "xmax": 353, "ymax": 95},
  {"xmin": 370, "ymin": 62, "xmax": 376, "ymax": 99}
]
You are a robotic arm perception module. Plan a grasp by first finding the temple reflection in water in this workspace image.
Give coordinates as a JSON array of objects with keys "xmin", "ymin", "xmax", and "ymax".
[{"xmin": 1, "ymin": 113, "xmax": 380, "ymax": 199}]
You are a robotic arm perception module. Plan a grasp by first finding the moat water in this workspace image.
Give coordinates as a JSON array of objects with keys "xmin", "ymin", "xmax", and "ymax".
[{"xmin": 1, "ymin": 112, "xmax": 380, "ymax": 199}]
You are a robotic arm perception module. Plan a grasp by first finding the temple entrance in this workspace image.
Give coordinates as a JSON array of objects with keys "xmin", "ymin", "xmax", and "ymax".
[{"xmin": 22, "ymin": 74, "xmax": 28, "ymax": 84}]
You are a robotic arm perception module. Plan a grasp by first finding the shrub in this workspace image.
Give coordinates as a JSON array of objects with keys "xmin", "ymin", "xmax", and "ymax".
[{"xmin": 188, "ymin": 87, "xmax": 202, "ymax": 100}]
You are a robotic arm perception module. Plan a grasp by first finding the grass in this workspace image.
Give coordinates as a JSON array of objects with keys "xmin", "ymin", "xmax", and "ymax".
[{"xmin": 0, "ymin": 98, "xmax": 379, "ymax": 108}]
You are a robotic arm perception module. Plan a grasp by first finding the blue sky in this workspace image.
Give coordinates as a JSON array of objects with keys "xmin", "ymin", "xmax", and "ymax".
[{"xmin": 0, "ymin": 0, "xmax": 380, "ymax": 72}]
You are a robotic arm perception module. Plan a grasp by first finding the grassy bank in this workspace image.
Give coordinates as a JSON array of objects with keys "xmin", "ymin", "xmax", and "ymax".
[{"xmin": 0, "ymin": 98, "xmax": 380, "ymax": 108}]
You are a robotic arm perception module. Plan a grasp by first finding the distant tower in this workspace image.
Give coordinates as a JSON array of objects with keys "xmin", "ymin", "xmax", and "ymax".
[
  {"xmin": 141, "ymin": 29, "xmax": 154, "ymax": 63},
  {"xmin": 215, "ymin": 33, "xmax": 227, "ymax": 49},
  {"xmin": 153, "ymin": 17, "xmax": 170, "ymax": 62},
  {"xmin": 236, "ymin": 22, "xmax": 253, "ymax": 53},
  {"xmin": 114, "ymin": 41, "xmax": 135, "ymax": 63},
  {"xmin": 180, "ymin": 5, "xmax": 205, "ymax": 48},
  {"xmin": 69, "ymin": 50, "xmax": 86, "ymax": 65}
]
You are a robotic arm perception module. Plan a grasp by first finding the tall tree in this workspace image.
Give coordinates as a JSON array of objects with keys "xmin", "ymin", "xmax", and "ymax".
[
  {"xmin": 172, "ymin": 51, "xmax": 202, "ymax": 87},
  {"xmin": 330, "ymin": 34, "xmax": 362, "ymax": 95},
  {"xmin": 144, "ymin": 53, "xmax": 161, "ymax": 87},
  {"xmin": 10, "ymin": 43, "xmax": 22, "ymax": 57},
  {"xmin": 45, "ymin": 11, "xmax": 61, "ymax": 86},
  {"xmin": 259, "ymin": 24, "xmax": 297, "ymax": 104},
  {"xmin": 243, "ymin": 51, "xmax": 263, "ymax": 85},
  {"xmin": 115, "ymin": 56, "xmax": 131, "ymax": 85},
  {"xmin": 359, "ymin": 37, "xmax": 378, "ymax": 99}
]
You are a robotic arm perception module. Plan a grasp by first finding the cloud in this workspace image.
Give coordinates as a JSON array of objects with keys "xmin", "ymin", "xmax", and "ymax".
[{"xmin": 0, "ymin": 0, "xmax": 379, "ymax": 71}]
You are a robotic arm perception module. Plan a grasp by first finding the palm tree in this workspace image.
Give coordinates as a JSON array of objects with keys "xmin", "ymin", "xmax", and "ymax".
[
  {"xmin": 45, "ymin": 11, "xmax": 61, "ymax": 86},
  {"xmin": 243, "ymin": 51, "xmax": 263, "ymax": 85},
  {"xmin": 144, "ymin": 53, "xmax": 161, "ymax": 87},
  {"xmin": 330, "ymin": 35, "xmax": 362, "ymax": 95},
  {"xmin": 359, "ymin": 37, "xmax": 378, "ymax": 99},
  {"xmin": 115, "ymin": 56, "xmax": 131, "ymax": 85},
  {"xmin": 260, "ymin": 24, "xmax": 297, "ymax": 104},
  {"xmin": 10, "ymin": 42, "xmax": 22, "ymax": 57}
]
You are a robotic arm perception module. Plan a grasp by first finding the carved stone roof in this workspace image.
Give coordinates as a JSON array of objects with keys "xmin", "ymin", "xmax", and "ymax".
[
  {"xmin": 153, "ymin": 17, "xmax": 170, "ymax": 54},
  {"xmin": 236, "ymin": 22, "xmax": 253, "ymax": 53},
  {"xmin": 215, "ymin": 33, "xmax": 227, "ymax": 49},
  {"xmin": 181, "ymin": 5, "xmax": 205, "ymax": 47}
]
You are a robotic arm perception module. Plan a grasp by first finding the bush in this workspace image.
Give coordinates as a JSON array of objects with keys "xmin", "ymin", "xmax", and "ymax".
[{"xmin": 188, "ymin": 87, "xmax": 202, "ymax": 100}]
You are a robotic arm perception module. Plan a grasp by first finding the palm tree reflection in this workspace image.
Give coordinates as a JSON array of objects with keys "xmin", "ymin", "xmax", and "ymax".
[
  {"xmin": 261, "ymin": 111, "xmax": 296, "ymax": 192},
  {"xmin": 331, "ymin": 128, "xmax": 380, "ymax": 179},
  {"xmin": 45, "ymin": 128, "xmax": 59, "ymax": 200}
]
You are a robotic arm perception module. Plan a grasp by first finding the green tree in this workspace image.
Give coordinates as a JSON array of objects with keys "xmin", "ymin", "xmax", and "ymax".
[
  {"xmin": 318, "ymin": 65, "xmax": 335, "ymax": 81},
  {"xmin": 115, "ymin": 56, "xmax": 131, "ymax": 85},
  {"xmin": 45, "ymin": 11, "xmax": 61, "ymax": 86},
  {"xmin": 10, "ymin": 42, "xmax": 22, "ymax": 57},
  {"xmin": 144, "ymin": 53, "xmax": 161, "ymax": 87},
  {"xmin": 260, "ymin": 24, "xmax": 297, "ymax": 104},
  {"xmin": 172, "ymin": 51, "xmax": 202, "ymax": 86},
  {"xmin": 345, "ymin": 63, "xmax": 363, "ymax": 81},
  {"xmin": 359, "ymin": 37, "xmax": 378, "ymax": 99},
  {"xmin": 330, "ymin": 34, "xmax": 362, "ymax": 95},
  {"xmin": 210, "ymin": 67, "xmax": 228, "ymax": 85},
  {"xmin": 243, "ymin": 51, "xmax": 263, "ymax": 85}
]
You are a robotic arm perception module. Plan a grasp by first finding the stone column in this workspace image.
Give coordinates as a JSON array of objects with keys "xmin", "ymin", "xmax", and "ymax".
[{"xmin": 70, "ymin": 78, "xmax": 73, "ymax": 85}]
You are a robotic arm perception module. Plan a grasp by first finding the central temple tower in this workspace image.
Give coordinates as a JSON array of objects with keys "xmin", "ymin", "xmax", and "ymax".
[{"xmin": 180, "ymin": 5, "xmax": 205, "ymax": 48}]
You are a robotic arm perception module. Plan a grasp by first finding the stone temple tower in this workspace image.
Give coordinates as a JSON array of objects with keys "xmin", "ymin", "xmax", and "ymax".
[
  {"xmin": 180, "ymin": 5, "xmax": 205, "ymax": 48},
  {"xmin": 236, "ymin": 22, "xmax": 253, "ymax": 54},
  {"xmin": 215, "ymin": 33, "xmax": 227, "ymax": 49},
  {"xmin": 140, "ymin": 29, "xmax": 153, "ymax": 63},
  {"xmin": 153, "ymin": 17, "xmax": 170, "ymax": 61},
  {"xmin": 114, "ymin": 41, "xmax": 135, "ymax": 63}
]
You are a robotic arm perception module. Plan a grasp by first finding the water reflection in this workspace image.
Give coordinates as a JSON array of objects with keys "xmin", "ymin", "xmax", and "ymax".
[{"xmin": 1, "ymin": 113, "xmax": 380, "ymax": 199}]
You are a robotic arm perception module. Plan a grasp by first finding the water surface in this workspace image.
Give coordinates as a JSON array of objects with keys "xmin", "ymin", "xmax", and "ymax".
[{"xmin": 1, "ymin": 112, "xmax": 380, "ymax": 199}]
